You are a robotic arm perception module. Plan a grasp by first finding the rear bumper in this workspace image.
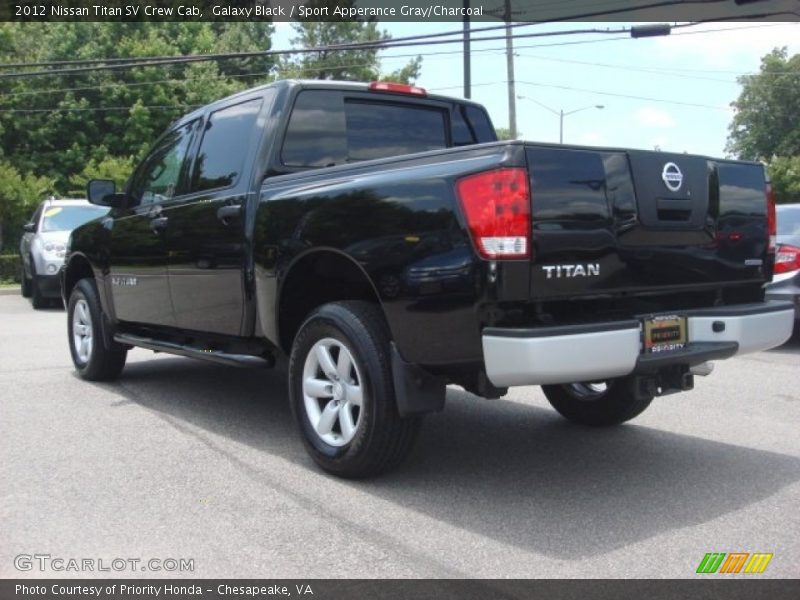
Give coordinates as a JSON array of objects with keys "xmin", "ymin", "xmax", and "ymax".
[
  {"xmin": 482, "ymin": 301, "xmax": 795, "ymax": 387},
  {"xmin": 765, "ymin": 270, "xmax": 800, "ymax": 319}
]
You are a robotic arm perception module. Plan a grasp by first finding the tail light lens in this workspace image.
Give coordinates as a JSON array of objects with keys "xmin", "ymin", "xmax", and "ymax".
[
  {"xmin": 774, "ymin": 244, "xmax": 800, "ymax": 274},
  {"xmin": 766, "ymin": 183, "xmax": 777, "ymax": 253},
  {"xmin": 455, "ymin": 168, "xmax": 531, "ymax": 259}
]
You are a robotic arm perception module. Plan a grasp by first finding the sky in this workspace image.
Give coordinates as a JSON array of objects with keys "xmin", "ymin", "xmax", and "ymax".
[{"xmin": 274, "ymin": 21, "xmax": 800, "ymax": 158}]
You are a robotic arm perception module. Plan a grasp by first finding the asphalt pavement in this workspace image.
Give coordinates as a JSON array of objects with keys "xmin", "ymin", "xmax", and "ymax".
[{"xmin": 1, "ymin": 293, "xmax": 798, "ymax": 578}]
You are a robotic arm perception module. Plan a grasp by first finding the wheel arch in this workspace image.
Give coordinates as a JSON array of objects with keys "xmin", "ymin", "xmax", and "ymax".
[
  {"xmin": 275, "ymin": 248, "xmax": 385, "ymax": 354},
  {"xmin": 62, "ymin": 252, "xmax": 95, "ymax": 302},
  {"xmin": 64, "ymin": 254, "xmax": 117, "ymax": 350}
]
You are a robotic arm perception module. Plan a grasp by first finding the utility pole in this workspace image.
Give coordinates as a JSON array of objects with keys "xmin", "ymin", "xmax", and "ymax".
[
  {"xmin": 463, "ymin": 0, "xmax": 471, "ymax": 99},
  {"xmin": 504, "ymin": 0, "xmax": 516, "ymax": 139}
]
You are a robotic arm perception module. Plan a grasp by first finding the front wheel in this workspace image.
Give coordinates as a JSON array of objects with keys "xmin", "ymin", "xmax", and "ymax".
[
  {"xmin": 67, "ymin": 279, "xmax": 127, "ymax": 381},
  {"xmin": 288, "ymin": 301, "xmax": 421, "ymax": 478},
  {"xmin": 20, "ymin": 268, "xmax": 32, "ymax": 298},
  {"xmin": 541, "ymin": 376, "xmax": 653, "ymax": 427},
  {"xmin": 30, "ymin": 275, "xmax": 48, "ymax": 309}
]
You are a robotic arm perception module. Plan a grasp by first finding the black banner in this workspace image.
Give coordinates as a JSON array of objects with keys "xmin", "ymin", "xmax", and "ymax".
[
  {"xmin": 3, "ymin": 580, "xmax": 800, "ymax": 600},
  {"xmin": 2, "ymin": 0, "xmax": 800, "ymax": 23}
]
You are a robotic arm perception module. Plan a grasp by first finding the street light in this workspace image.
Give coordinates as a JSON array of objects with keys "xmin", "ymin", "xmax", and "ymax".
[{"xmin": 517, "ymin": 95, "xmax": 604, "ymax": 144}]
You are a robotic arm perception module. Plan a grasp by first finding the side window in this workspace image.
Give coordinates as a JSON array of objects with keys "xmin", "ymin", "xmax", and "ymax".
[
  {"xmin": 129, "ymin": 121, "xmax": 197, "ymax": 207},
  {"xmin": 282, "ymin": 90, "xmax": 346, "ymax": 168},
  {"xmin": 464, "ymin": 106, "xmax": 497, "ymax": 142},
  {"xmin": 190, "ymin": 98, "xmax": 263, "ymax": 193},
  {"xmin": 452, "ymin": 106, "xmax": 475, "ymax": 146}
]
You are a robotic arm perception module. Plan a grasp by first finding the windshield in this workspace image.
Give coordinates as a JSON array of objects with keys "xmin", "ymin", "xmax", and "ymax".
[
  {"xmin": 41, "ymin": 205, "xmax": 108, "ymax": 232},
  {"xmin": 777, "ymin": 206, "xmax": 800, "ymax": 236}
]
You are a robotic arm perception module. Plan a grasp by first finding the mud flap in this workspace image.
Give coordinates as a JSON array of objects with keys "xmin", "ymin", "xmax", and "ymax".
[{"xmin": 391, "ymin": 342, "xmax": 446, "ymax": 417}]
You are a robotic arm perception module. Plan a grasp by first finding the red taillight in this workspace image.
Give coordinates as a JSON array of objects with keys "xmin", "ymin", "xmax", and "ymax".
[
  {"xmin": 774, "ymin": 244, "xmax": 800, "ymax": 274},
  {"xmin": 455, "ymin": 168, "xmax": 531, "ymax": 259},
  {"xmin": 766, "ymin": 182, "xmax": 777, "ymax": 253},
  {"xmin": 368, "ymin": 81, "xmax": 427, "ymax": 96}
]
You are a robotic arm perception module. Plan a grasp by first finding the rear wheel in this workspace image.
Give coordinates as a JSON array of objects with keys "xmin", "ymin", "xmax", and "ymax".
[
  {"xmin": 67, "ymin": 278, "xmax": 127, "ymax": 381},
  {"xmin": 289, "ymin": 301, "xmax": 421, "ymax": 478},
  {"xmin": 542, "ymin": 376, "xmax": 653, "ymax": 427}
]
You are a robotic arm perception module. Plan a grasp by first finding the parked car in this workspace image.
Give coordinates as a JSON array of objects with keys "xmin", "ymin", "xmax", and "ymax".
[
  {"xmin": 20, "ymin": 198, "xmax": 108, "ymax": 308},
  {"xmin": 766, "ymin": 203, "xmax": 800, "ymax": 325},
  {"xmin": 62, "ymin": 80, "xmax": 794, "ymax": 478}
]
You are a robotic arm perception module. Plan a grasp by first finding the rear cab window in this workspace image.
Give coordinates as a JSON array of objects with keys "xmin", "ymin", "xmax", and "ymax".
[{"xmin": 280, "ymin": 89, "xmax": 496, "ymax": 169}]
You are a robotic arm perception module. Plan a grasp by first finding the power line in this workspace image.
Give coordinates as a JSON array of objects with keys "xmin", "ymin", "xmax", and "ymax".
[
  {"xmin": 516, "ymin": 23, "xmax": 798, "ymax": 77},
  {"xmin": 517, "ymin": 54, "xmax": 738, "ymax": 83},
  {"xmin": 0, "ymin": 0, "xmax": 749, "ymax": 80},
  {"xmin": 427, "ymin": 78, "xmax": 735, "ymax": 111},
  {"xmin": 0, "ymin": 26, "xmax": 647, "ymax": 81},
  {"xmin": 0, "ymin": 21, "xmax": 544, "ymax": 71},
  {"xmin": 0, "ymin": 73, "xmax": 736, "ymax": 114},
  {"xmin": 0, "ymin": 31, "xmax": 791, "ymax": 109},
  {"xmin": 0, "ymin": 22, "xmax": 794, "ymax": 110},
  {"xmin": 0, "ymin": 0, "xmax": 726, "ymax": 72},
  {"xmin": 515, "ymin": 79, "xmax": 731, "ymax": 110}
]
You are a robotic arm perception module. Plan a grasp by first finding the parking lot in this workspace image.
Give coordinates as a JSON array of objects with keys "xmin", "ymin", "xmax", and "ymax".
[{"xmin": 1, "ymin": 292, "xmax": 798, "ymax": 579}]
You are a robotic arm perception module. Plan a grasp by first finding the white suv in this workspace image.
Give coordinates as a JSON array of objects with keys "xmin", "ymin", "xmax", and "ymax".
[{"xmin": 20, "ymin": 198, "xmax": 108, "ymax": 308}]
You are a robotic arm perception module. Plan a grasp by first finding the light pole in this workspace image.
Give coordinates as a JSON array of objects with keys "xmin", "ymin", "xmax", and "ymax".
[{"xmin": 517, "ymin": 96, "xmax": 604, "ymax": 144}]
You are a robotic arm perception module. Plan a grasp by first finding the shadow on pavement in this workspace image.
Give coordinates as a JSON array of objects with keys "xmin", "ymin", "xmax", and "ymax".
[{"xmin": 94, "ymin": 356, "xmax": 800, "ymax": 560}]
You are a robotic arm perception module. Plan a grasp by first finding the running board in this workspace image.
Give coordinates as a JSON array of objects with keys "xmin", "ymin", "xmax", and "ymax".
[{"xmin": 113, "ymin": 333, "xmax": 273, "ymax": 368}]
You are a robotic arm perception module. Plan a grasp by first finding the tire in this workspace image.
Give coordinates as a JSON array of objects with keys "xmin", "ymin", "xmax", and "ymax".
[
  {"xmin": 67, "ymin": 278, "xmax": 127, "ymax": 381},
  {"xmin": 20, "ymin": 268, "xmax": 31, "ymax": 298},
  {"xmin": 541, "ymin": 376, "xmax": 653, "ymax": 427},
  {"xmin": 30, "ymin": 275, "xmax": 47, "ymax": 309},
  {"xmin": 288, "ymin": 301, "xmax": 421, "ymax": 478}
]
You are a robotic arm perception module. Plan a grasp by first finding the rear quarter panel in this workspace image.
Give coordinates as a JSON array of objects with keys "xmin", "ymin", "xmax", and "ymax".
[{"xmin": 253, "ymin": 143, "xmax": 529, "ymax": 366}]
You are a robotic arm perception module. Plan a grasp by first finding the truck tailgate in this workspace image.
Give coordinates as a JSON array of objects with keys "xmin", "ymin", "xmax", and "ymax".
[{"xmin": 525, "ymin": 145, "xmax": 770, "ymax": 301}]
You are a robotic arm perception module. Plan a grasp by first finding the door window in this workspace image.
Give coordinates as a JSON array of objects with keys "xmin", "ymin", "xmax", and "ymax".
[
  {"xmin": 128, "ymin": 120, "xmax": 197, "ymax": 206},
  {"xmin": 189, "ymin": 98, "xmax": 263, "ymax": 193}
]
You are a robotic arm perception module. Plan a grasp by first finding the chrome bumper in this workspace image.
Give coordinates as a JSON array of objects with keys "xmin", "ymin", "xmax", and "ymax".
[{"xmin": 482, "ymin": 301, "xmax": 795, "ymax": 387}]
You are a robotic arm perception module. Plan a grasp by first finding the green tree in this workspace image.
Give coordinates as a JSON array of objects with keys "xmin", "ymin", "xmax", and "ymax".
[
  {"xmin": 727, "ymin": 48, "xmax": 800, "ymax": 159},
  {"xmin": 0, "ymin": 22, "xmax": 277, "ymax": 192},
  {"xmin": 726, "ymin": 48, "xmax": 800, "ymax": 203},
  {"xmin": 0, "ymin": 161, "xmax": 54, "ymax": 252},
  {"xmin": 767, "ymin": 156, "xmax": 800, "ymax": 204},
  {"xmin": 67, "ymin": 155, "xmax": 138, "ymax": 197},
  {"xmin": 280, "ymin": 14, "xmax": 421, "ymax": 83},
  {"xmin": 495, "ymin": 127, "xmax": 514, "ymax": 140}
]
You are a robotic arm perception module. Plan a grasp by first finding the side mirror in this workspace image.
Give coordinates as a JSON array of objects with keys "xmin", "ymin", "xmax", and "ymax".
[
  {"xmin": 87, "ymin": 179, "xmax": 125, "ymax": 208},
  {"xmin": 23, "ymin": 222, "xmax": 35, "ymax": 233}
]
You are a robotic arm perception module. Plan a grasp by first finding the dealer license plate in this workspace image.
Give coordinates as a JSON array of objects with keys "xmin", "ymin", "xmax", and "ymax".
[{"xmin": 643, "ymin": 315, "xmax": 687, "ymax": 353}]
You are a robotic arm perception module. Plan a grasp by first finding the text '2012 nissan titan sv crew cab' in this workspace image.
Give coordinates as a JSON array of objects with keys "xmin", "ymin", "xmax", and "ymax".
[{"xmin": 62, "ymin": 80, "xmax": 794, "ymax": 477}]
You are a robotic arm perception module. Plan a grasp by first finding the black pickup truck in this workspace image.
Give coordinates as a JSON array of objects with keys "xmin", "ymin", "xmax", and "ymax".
[{"xmin": 63, "ymin": 80, "xmax": 794, "ymax": 477}]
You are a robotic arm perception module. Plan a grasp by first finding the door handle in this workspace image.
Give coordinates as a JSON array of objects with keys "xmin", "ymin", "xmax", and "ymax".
[
  {"xmin": 217, "ymin": 204, "xmax": 242, "ymax": 224},
  {"xmin": 150, "ymin": 216, "xmax": 168, "ymax": 232}
]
